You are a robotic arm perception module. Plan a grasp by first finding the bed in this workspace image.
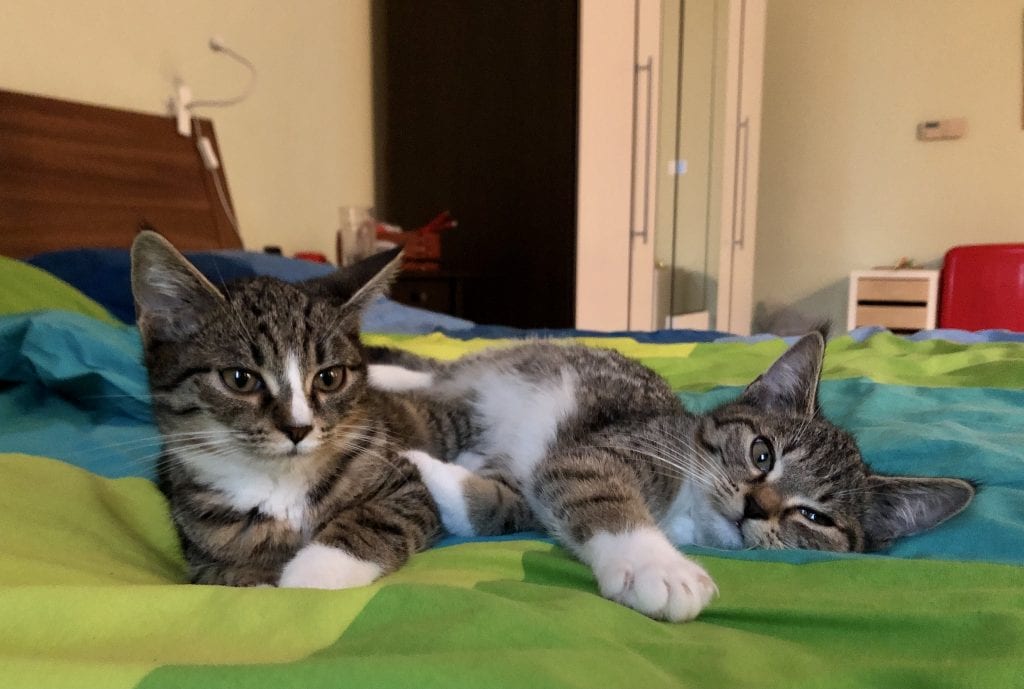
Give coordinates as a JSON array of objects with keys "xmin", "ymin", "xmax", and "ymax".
[{"xmin": 1, "ymin": 90, "xmax": 1023, "ymax": 688}]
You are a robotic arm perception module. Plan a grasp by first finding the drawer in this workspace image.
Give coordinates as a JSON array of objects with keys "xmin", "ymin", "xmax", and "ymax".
[
  {"xmin": 856, "ymin": 278, "xmax": 930, "ymax": 303},
  {"xmin": 854, "ymin": 305, "xmax": 929, "ymax": 330},
  {"xmin": 390, "ymin": 278, "xmax": 453, "ymax": 313}
]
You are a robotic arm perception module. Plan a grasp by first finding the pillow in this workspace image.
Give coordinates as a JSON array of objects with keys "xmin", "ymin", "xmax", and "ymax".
[
  {"xmin": 26, "ymin": 248, "xmax": 335, "ymax": 324},
  {"xmin": 0, "ymin": 256, "xmax": 120, "ymax": 324},
  {"xmin": 25, "ymin": 248, "xmax": 473, "ymax": 333}
]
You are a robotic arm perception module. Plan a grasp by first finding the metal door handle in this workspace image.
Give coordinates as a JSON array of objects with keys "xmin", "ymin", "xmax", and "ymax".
[
  {"xmin": 632, "ymin": 56, "xmax": 653, "ymax": 244},
  {"xmin": 733, "ymin": 117, "xmax": 750, "ymax": 247}
]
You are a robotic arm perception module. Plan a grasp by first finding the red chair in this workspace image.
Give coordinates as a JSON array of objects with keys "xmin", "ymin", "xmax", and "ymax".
[{"xmin": 939, "ymin": 243, "xmax": 1024, "ymax": 331}]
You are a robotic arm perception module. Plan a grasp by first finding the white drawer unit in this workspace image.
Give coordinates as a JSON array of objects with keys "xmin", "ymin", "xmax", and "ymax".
[{"xmin": 847, "ymin": 269, "xmax": 940, "ymax": 333}]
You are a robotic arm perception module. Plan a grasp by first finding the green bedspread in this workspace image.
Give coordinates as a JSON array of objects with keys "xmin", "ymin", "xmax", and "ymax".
[
  {"xmin": 1, "ymin": 274, "xmax": 1023, "ymax": 687},
  {"xmin": 1, "ymin": 454, "xmax": 1021, "ymax": 689}
]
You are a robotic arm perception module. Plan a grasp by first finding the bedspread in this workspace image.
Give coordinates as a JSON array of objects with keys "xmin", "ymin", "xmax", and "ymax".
[{"xmin": 1, "ymin": 264, "xmax": 1022, "ymax": 688}]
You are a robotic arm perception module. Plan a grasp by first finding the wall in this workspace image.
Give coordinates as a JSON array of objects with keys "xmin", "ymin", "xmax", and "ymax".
[
  {"xmin": 0, "ymin": 0, "xmax": 373, "ymax": 260},
  {"xmin": 754, "ymin": 0, "xmax": 1024, "ymax": 333}
]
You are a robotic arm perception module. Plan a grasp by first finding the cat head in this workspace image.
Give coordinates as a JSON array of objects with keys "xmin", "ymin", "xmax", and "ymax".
[
  {"xmin": 698, "ymin": 331, "xmax": 975, "ymax": 552},
  {"xmin": 131, "ymin": 231, "xmax": 401, "ymax": 462}
]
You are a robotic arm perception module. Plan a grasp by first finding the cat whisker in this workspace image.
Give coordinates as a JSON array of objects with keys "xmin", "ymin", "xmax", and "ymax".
[
  {"xmin": 620, "ymin": 440, "xmax": 717, "ymax": 488},
  {"xmin": 627, "ymin": 432, "xmax": 730, "ymax": 490},
  {"xmin": 77, "ymin": 391, "xmax": 174, "ymax": 400},
  {"xmin": 80, "ymin": 431, "xmax": 236, "ymax": 454},
  {"xmin": 655, "ymin": 427, "xmax": 733, "ymax": 488},
  {"xmin": 592, "ymin": 443, "xmax": 717, "ymax": 491}
]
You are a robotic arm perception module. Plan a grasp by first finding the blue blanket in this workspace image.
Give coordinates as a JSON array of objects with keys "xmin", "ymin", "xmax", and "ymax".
[{"xmin": 2, "ymin": 310, "xmax": 1023, "ymax": 568}]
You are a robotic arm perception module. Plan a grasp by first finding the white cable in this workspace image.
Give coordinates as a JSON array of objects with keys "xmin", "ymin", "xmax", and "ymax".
[
  {"xmin": 187, "ymin": 42, "xmax": 257, "ymax": 111},
  {"xmin": 192, "ymin": 115, "xmax": 241, "ymax": 235},
  {"xmin": 185, "ymin": 37, "xmax": 254, "ymax": 237}
]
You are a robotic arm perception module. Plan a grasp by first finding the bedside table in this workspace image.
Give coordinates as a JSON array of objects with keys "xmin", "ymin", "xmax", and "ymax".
[
  {"xmin": 847, "ymin": 269, "xmax": 939, "ymax": 333},
  {"xmin": 391, "ymin": 271, "xmax": 468, "ymax": 317}
]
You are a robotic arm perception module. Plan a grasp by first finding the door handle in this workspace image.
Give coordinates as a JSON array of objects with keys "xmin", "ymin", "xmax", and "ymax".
[
  {"xmin": 632, "ymin": 56, "xmax": 653, "ymax": 245},
  {"xmin": 733, "ymin": 116, "xmax": 750, "ymax": 247}
]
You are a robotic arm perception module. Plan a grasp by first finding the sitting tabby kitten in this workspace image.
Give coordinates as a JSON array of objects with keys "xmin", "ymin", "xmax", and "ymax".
[
  {"xmin": 369, "ymin": 334, "xmax": 976, "ymax": 622},
  {"xmin": 131, "ymin": 231, "xmax": 443, "ymax": 588}
]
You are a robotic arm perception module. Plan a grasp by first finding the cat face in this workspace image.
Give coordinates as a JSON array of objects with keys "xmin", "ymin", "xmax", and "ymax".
[
  {"xmin": 697, "ymin": 333, "xmax": 975, "ymax": 552},
  {"xmin": 130, "ymin": 231, "xmax": 401, "ymax": 463}
]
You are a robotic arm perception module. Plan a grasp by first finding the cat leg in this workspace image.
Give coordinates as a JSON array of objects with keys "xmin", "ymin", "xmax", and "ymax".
[
  {"xmin": 404, "ymin": 450, "xmax": 540, "ymax": 537},
  {"xmin": 279, "ymin": 461, "xmax": 441, "ymax": 589},
  {"xmin": 532, "ymin": 448, "xmax": 717, "ymax": 622},
  {"xmin": 189, "ymin": 560, "xmax": 280, "ymax": 587}
]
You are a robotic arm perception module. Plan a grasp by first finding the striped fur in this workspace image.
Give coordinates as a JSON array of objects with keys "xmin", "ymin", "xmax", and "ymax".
[
  {"xmin": 369, "ymin": 334, "xmax": 976, "ymax": 621},
  {"xmin": 132, "ymin": 233, "xmax": 443, "ymax": 587}
]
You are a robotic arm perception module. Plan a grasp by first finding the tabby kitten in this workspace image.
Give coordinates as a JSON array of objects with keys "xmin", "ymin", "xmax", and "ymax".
[
  {"xmin": 370, "ymin": 334, "xmax": 976, "ymax": 622},
  {"xmin": 131, "ymin": 231, "xmax": 443, "ymax": 588}
]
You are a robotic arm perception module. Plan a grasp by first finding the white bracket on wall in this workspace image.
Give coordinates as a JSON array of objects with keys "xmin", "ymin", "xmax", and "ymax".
[{"xmin": 171, "ymin": 80, "xmax": 193, "ymax": 137}]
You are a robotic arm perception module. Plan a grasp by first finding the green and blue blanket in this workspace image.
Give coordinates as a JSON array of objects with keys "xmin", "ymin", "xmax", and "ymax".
[{"xmin": 0, "ymin": 259, "xmax": 1022, "ymax": 688}]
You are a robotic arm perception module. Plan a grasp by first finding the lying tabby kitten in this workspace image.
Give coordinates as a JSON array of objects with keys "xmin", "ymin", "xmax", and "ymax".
[
  {"xmin": 131, "ymin": 232, "xmax": 444, "ymax": 587},
  {"xmin": 369, "ymin": 334, "xmax": 976, "ymax": 622}
]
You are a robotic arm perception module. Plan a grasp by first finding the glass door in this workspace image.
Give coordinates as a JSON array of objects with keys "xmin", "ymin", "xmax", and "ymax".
[{"xmin": 654, "ymin": 0, "xmax": 765, "ymax": 334}]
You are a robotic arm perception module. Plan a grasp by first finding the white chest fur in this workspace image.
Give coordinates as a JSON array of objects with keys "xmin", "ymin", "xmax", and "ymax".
[
  {"xmin": 660, "ymin": 480, "xmax": 742, "ymax": 549},
  {"xmin": 460, "ymin": 367, "xmax": 578, "ymax": 482},
  {"xmin": 181, "ymin": 449, "xmax": 317, "ymax": 532}
]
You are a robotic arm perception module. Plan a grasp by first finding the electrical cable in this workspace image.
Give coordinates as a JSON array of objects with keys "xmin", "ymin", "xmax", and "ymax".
[
  {"xmin": 184, "ymin": 38, "xmax": 256, "ymax": 237},
  {"xmin": 187, "ymin": 40, "xmax": 257, "ymax": 110},
  {"xmin": 191, "ymin": 114, "xmax": 241, "ymax": 235}
]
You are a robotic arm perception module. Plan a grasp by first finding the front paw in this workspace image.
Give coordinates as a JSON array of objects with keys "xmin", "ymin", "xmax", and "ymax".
[
  {"xmin": 278, "ymin": 543, "xmax": 383, "ymax": 590},
  {"xmin": 584, "ymin": 527, "xmax": 717, "ymax": 622}
]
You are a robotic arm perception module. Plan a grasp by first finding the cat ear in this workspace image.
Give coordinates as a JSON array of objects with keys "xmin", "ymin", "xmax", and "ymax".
[
  {"xmin": 303, "ymin": 247, "xmax": 403, "ymax": 319},
  {"xmin": 130, "ymin": 230, "xmax": 225, "ymax": 343},
  {"xmin": 862, "ymin": 475, "xmax": 975, "ymax": 550},
  {"xmin": 739, "ymin": 331, "xmax": 825, "ymax": 417}
]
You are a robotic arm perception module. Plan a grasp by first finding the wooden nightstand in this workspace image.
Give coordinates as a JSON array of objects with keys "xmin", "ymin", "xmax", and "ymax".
[
  {"xmin": 391, "ymin": 271, "xmax": 468, "ymax": 317},
  {"xmin": 847, "ymin": 269, "xmax": 939, "ymax": 333}
]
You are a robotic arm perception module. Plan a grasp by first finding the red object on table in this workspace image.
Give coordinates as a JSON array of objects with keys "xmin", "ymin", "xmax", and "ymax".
[
  {"xmin": 939, "ymin": 243, "xmax": 1024, "ymax": 332},
  {"xmin": 376, "ymin": 211, "xmax": 458, "ymax": 271},
  {"xmin": 294, "ymin": 252, "xmax": 328, "ymax": 263}
]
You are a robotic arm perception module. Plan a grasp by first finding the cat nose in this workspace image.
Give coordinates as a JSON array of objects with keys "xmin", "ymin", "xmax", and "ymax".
[
  {"xmin": 743, "ymin": 493, "xmax": 770, "ymax": 521},
  {"xmin": 280, "ymin": 425, "xmax": 312, "ymax": 444}
]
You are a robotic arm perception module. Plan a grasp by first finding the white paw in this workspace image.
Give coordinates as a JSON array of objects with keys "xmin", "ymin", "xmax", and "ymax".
[
  {"xmin": 403, "ymin": 450, "xmax": 476, "ymax": 537},
  {"xmin": 582, "ymin": 527, "xmax": 717, "ymax": 622},
  {"xmin": 278, "ymin": 543, "xmax": 382, "ymax": 589}
]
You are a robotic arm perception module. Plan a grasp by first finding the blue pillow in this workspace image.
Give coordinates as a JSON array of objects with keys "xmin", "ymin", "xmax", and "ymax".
[
  {"xmin": 26, "ymin": 248, "xmax": 473, "ymax": 333},
  {"xmin": 27, "ymin": 249, "xmax": 335, "ymax": 324}
]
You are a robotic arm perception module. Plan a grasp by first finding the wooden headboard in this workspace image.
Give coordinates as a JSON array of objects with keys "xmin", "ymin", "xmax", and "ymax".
[{"xmin": 0, "ymin": 89, "xmax": 243, "ymax": 258}]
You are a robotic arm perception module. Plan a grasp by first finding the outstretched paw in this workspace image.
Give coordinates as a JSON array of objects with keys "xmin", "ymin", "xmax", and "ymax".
[
  {"xmin": 278, "ymin": 544, "xmax": 382, "ymax": 589},
  {"xmin": 584, "ymin": 527, "xmax": 717, "ymax": 622}
]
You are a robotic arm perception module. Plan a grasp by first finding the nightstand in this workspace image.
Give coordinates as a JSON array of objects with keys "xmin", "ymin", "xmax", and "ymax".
[
  {"xmin": 847, "ymin": 269, "xmax": 939, "ymax": 333},
  {"xmin": 390, "ymin": 271, "xmax": 468, "ymax": 317}
]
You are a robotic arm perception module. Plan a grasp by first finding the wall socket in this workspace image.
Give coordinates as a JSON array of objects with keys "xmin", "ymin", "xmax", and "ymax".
[{"xmin": 916, "ymin": 117, "xmax": 967, "ymax": 141}]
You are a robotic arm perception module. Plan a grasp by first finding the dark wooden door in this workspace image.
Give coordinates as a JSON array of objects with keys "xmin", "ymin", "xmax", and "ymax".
[{"xmin": 372, "ymin": 0, "xmax": 578, "ymax": 328}]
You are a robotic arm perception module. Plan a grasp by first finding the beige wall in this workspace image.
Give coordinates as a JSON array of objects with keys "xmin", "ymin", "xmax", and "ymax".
[
  {"xmin": 754, "ymin": 0, "xmax": 1024, "ymax": 333},
  {"xmin": 1, "ymin": 0, "xmax": 374, "ymax": 260}
]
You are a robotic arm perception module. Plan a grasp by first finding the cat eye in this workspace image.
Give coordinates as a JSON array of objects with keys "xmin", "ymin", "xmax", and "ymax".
[
  {"xmin": 313, "ymin": 366, "xmax": 347, "ymax": 392},
  {"xmin": 797, "ymin": 506, "xmax": 835, "ymax": 528},
  {"xmin": 219, "ymin": 368, "xmax": 263, "ymax": 394},
  {"xmin": 750, "ymin": 437, "xmax": 775, "ymax": 473}
]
